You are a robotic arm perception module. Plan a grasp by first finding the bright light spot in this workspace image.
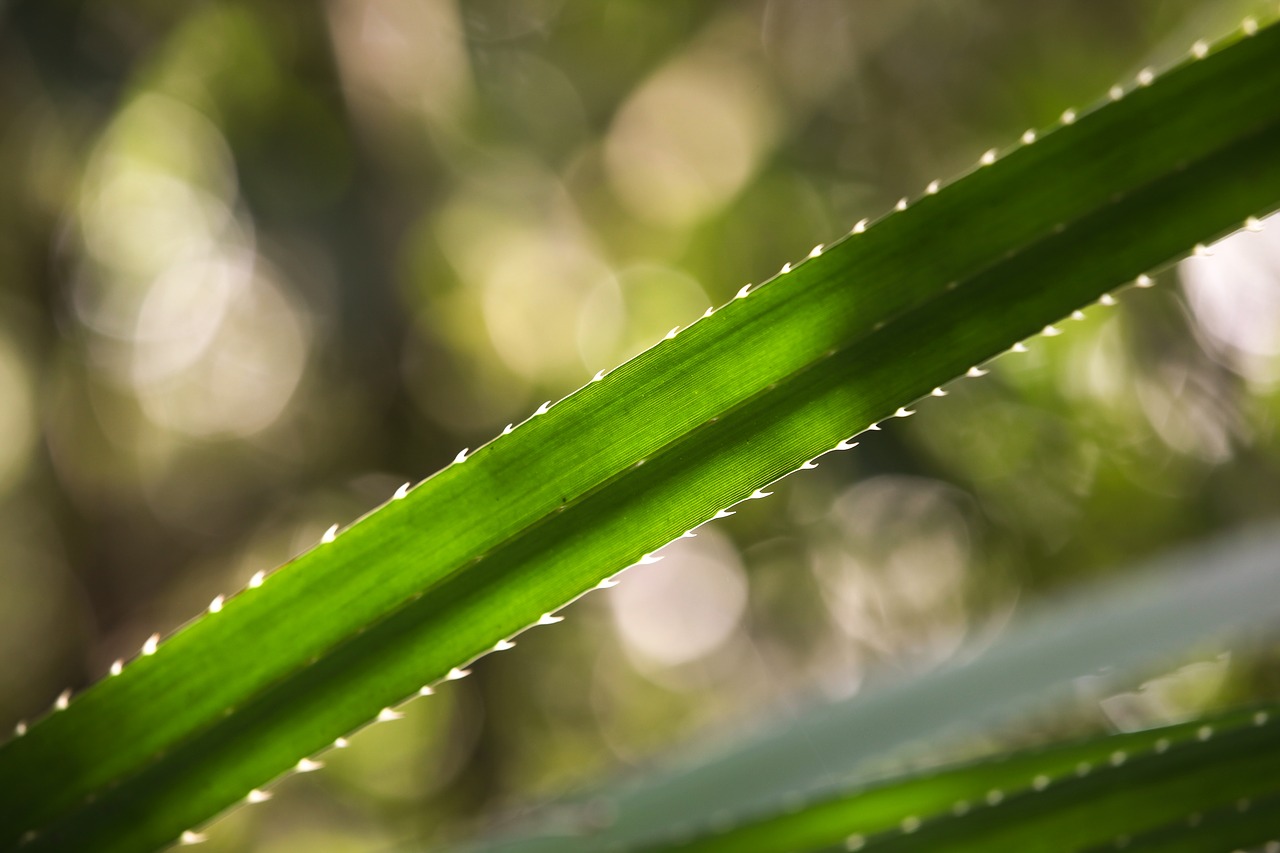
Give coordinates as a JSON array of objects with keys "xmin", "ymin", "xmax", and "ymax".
[
  {"xmin": 813, "ymin": 477, "xmax": 971, "ymax": 662},
  {"xmin": 1182, "ymin": 212, "xmax": 1280, "ymax": 386},
  {"xmin": 605, "ymin": 51, "xmax": 777, "ymax": 226},
  {"xmin": 0, "ymin": 334, "xmax": 36, "ymax": 494},
  {"xmin": 130, "ymin": 253, "xmax": 310, "ymax": 438},
  {"xmin": 607, "ymin": 528, "xmax": 748, "ymax": 668}
]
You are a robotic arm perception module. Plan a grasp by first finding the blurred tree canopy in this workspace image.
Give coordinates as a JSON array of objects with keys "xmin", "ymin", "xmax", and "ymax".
[{"xmin": 1, "ymin": 1, "xmax": 1279, "ymax": 850}]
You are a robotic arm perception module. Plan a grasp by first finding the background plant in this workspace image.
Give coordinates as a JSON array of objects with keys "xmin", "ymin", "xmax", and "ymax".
[{"xmin": 2, "ymin": 1, "xmax": 1280, "ymax": 851}]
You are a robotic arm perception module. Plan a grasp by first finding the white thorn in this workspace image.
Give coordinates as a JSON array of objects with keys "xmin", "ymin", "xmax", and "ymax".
[
  {"xmin": 1061, "ymin": 108, "xmax": 1077, "ymax": 124},
  {"xmin": 180, "ymin": 831, "xmax": 206, "ymax": 845},
  {"xmin": 502, "ymin": 423, "xmax": 514, "ymax": 435},
  {"xmin": 321, "ymin": 524, "xmax": 339, "ymax": 544},
  {"xmin": 1021, "ymin": 129, "xmax": 1037, "ymax": 144},
  {"xmin": 1243, "ymin": 16, "xmax": 1258, "ymax": 35},
  {"xmin": 1071, "ymin": 310, "xmax": 1086, "ymax": 321},
  {"xmin": 393, "ymin": 482, "xmax": 410, "ymax": 500},
  {"xmin": 681, "ymin": 530, "xmax": 698, "ymax": 538},
  {"xmin": 966, "ymin": 366, "xmax": 988, "ymax": 377},
  {"xmin": 1197, "ymin": 725, "xmax": 1213, "ymax": 741},
  {"xmin": 14, "ymin": 721, "xmax": 27, "ymax": 737},
  {"xmin": 852, "ymin": 218, "xmax": 869, "ymax": 234},
  {"xmin": 893, "ymin": 407, "xmax": 914, "ymax": 418},
  {"xmin": 714, "ymin": 508, "xmax": 736, "ymax": 518},
  {"xmin": 639, "ymin": 553, "xmax": 663, "ymax": 564},
  {"xmin": 142, "ymin": 634, "xmax": 160, "ymax": 656},
  {"xmin": 1192, "ymin": 39, "xmax": 1209, "ymax": 58},
  {"xmin": 419, "ymin": 685, "xmax": 435, "ymax": 696},
  {"xmin": 493, "ymin": 639, "xmax": 516, "ymax": 651},
  {"xmin": 110, "ymin": 660, "xmax": 123, "ymax": 677},
  {"xmin": 895, "ymin": 197, "xmax": 908, "ymax": 211},
  {"xmin": 703, "ymin": 306, "xmax": 714, "ymax": 318},
  {"xmin": 446, "ymin": 667, "xmax": 471, "ymax": 680},
  {"xmin": 1033, "ymin": 775, "xmax": 1051, "ymax": 791},
  {"xmin": 454, "ymin": 448, "xmax": 469, "ymax": 464},
  {"xmin": 1155, "ymin": 738, "xmax": 1170, "ymax": 753},
  {"xmin": 931, "ymin": 387, "xmax": 947, "ymax": 396},
  {"xmin": 334, "ymin": 736, "xmax": 349, "ymax": 748},
  {"xmin": 535, "ymin": 400, "xmax": 551, "ymax": 415},
  {"xmin": 208, "ymin": 595, "xmax": 224, "ymax": 614},
  {"xmin": 980, "ymin": 149, "xmax": 997, "ymax": 166},
  {"xmin": 1043, "ymin": 325, "xmax": 1063, "ymax": 336},
  {"xmin": 248, "ymin": 571, "xmax": 265, "ymax": 588},
  {"xmin": 800, "ymin": 458, "xmax": 819, "ymax": 469},
  {"xmin": 1246, "ymin": 216, "xmax": 1262, "ymax": 232},
  {"xmin": 1192, "ymin": 243, "xmax": 1210, "ymax": 257},
  {"xmin": 836, "ymin": 438, "xmax": 859, "ymax": 450},
  {"xmin": 1011, "ymin": 342, "xmax": 1029, "ymax": 353},
  {"xmin": 296, "ymin": 757, "xmax": 323, "ymax": 773},
  {"xmin": 377, "ymin": 707, "xmax": 403, "ymax": 722},
  {"xmin": 247, "ymin": 789, "xmax": 272, "ymax": 804},
  {"xmin": 1100, "ymin": 293, "xmax": 1117, "ymax": 306},
  {"xmin": 538, "ymin": 613, "xmax": 564, "ymax": 625},
  {"xmin": 597, "ymin": 576, "xmax": 619, "ymax": 589},
  {"xmin": 592, "ymin": 369, "xmax": 606, "ymax": 382},
  {"xmin": 1135, "ymin": 274, "xmax": 1154, "ymax": 287},
  {"xmin": 55, "ymin": 689, "xmax": 71, "ymax": 711},
  {"xmin": 781, "ymin": 262, "xmax": 792, "ymax": 274},
  {"xmin": 809, "ymin": 244, "xmax": 824, "ymax": 258},
  {"xmin": 750, "ymin": 488, "xmax": 773, "ymax": 499},
  {"xmin": 665, "ymin": 326, "xmax": 680, "ymax": 340},
  {"xmin": 1109, "ymin": 85, "xmax": 1124, "ymax": 101},
  {"xmin": 865, "ymin": 423, "xmax": 881, "ymax": 431},
  {"xmin": 736, "ymin": 283, "xmax": 752, "ymax": 299},
  {"xmin": 926, "ymin": 180, "xmax": 940, "ymax": 194}
]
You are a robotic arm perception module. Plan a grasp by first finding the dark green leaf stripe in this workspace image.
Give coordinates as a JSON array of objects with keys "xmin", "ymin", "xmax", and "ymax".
[{"xmin": 3, "ymin": 19, "xmax": 1280, "ymax": 853}]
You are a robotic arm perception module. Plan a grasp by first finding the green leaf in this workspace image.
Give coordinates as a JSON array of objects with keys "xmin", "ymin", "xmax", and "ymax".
[
  {"xmin": 4, "ymin": 18, "xmax": 1280, "ymax": 853},
  {"xmin": 638, "ymin": 705, "xmax": 1280, "ymax": 853},
  {"xmin": 460, "ymin": 523, "xmax": 1280, "ymax": 853}
]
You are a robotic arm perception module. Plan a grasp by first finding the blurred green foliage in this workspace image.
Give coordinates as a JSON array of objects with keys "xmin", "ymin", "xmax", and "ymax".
[{"xmin": 1, "ymin": 1, "xmax": 1279, "ymax": 850}]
